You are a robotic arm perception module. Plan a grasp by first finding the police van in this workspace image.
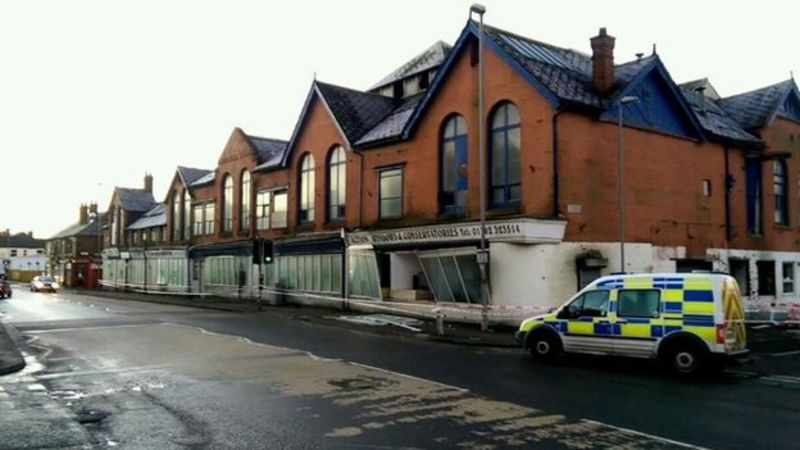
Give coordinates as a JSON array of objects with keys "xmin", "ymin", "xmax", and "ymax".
[{"xmin": 516, "ymin": 273, "xmax": 748, "ymax": 375}]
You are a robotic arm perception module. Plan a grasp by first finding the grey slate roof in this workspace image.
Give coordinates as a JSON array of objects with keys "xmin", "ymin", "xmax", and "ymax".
[
  {"xmin": 246, "ymin": 135, "xmax": 288, "ymax": 171},
  {"xmin": 355, "ymin": 94, "xmax": 423, "ymax": 146},
  {"xmin": 371, "ymin": 41, "xmax": 452, "ymax": 90},
  {"xmin": 1, "ymin": 232, "xmax": 45, "ymax": 248},
  {"xmin": 178, "ymin": 166, "xmax": 212, "ymax": 189},
  {"xmin": 679, "ymin": 78, "xmax": 721, "ymax": 100},
  {"xmin": 719, "ymin": 80, "xmax": 797, "ymax": 130},
  {"xmin": 115, "ymin": 187, "xmax": 156, "ymax": 213},
  {"xmin": 315, "ymin": 81, "xmax": 399, "ymax": 144},
  {"xmin": 50, "ymin": 213, "xmax": 107, "ymax": 239},
  {"xmin": 190, "ymin": 171, "xmax": 215, "ymax": 187},
  {"xmin": 680, "ymin": 88, "xmax": 762, "ymax": 148},
  {"xmin": 127, "ymin": 203, "xmax": 166, "ymax": 230},
  {"xmin": 482, "ymin": 23, "xmax": 653, "ymax": 109}
]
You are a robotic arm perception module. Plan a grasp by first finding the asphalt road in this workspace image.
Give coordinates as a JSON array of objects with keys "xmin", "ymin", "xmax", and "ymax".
[{"xmin": 1, "ymin": 288, "xmax": 800, "ymax": 449}]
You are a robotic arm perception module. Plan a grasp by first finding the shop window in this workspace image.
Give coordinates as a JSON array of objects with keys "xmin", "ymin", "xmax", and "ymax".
[
  {"xmin": 379, "ymin": 167, "xmax": 403, "ymax": 220},
  {"xmin": 349, "ymin": 250, "xmax": 381, "ymax": 299},
  {"xmin": 327, "ymin": 146, "xmax": 347, "ymax": 221},
  {"xmin": 782, "ymin": 262, "xmax": 795, "ymax": 295},
  {"xmin": 757, "ymin": 260, "xmax": 776, "ymax": 296},
  {"xmin": 489, "ymin": 101, "xmax": 521, "ymax": 208},
  {"xmin": 419, "ymin": 253, "xmax": 481, "ymax": 304},
  {"xmin": 298, "ymin": 153, "xmax": 315, "ymax": 224}
]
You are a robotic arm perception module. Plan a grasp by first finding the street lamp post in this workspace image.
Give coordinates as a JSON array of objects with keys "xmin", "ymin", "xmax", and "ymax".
[
  {"xmin": 470, "ymin": 3, "xmax": 490, "ymax": 332},
  {"xmin": 617, "ymin": 96, "xmax": 639, "ymax": 272},
  {"xmin": 90, "ymin": 211, "xmax": 102, "ymax": 289}
]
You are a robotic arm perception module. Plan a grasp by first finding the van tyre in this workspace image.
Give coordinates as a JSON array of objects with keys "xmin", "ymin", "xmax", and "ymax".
[
  {"xmin": 662, "ymin": 340, "xmax": 710, "ymax": 377},
  {"xmin": 527, "ymin": 330, "xmax": 562, "ymax": 363}
]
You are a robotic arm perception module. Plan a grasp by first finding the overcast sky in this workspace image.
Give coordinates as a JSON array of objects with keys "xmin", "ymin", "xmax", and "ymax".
[{"xmin": 1, "ymin": 0, "xmax": 797, "ymax": 239}]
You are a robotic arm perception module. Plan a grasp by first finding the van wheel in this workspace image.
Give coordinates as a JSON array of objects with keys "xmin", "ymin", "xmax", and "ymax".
[
  {"xmin": 663, "ymin": 341, "xmax": 707, "ymax": 376},
  {"xmin": 527, "ymin": 331, "xmax": 562, "ymax": 362}
]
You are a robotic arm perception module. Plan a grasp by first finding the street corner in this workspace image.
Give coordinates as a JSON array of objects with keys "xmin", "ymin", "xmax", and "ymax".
[{"xmin": 0, "ymin": 322, "xmax": 26, "ymax": 376}]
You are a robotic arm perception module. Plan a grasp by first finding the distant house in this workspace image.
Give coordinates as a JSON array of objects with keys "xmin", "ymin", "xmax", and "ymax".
[
  {"xmin": 0, "ymin": 229, "xmax": 47, "ymax": 281},
  {"xmin": 47, "ymin": 203, "xmax": 106, "ymax": 288}
]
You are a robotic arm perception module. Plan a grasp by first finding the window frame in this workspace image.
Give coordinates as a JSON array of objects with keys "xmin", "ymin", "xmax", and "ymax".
[
  {"xmin": 378, "ymin": 166, "xmax": 403, "ymax": 220},
  {"xmin": 327, "ymin": 146, "xmax": 347, "ymax": 222},
  {"xmin": 240, "ymin": 170, "xmax": 252, "ymax": 232},
  {"xmin": 774, "ymin": 159, "xmax": 789, "ymax": 225},
  {"xmin": 172, "ymin": 191, "xmax": 181, "ymax": 241},
  {"xmin": 298, "ymin": 153, "xmax": 315, "ymax": 224},
  {"xmin": 440, "ymin": 114, "xmax": 468, "ymax": 214},
  {"xmin": 489, "ymin": 101, "xmax": 522, "ymax": 209},
  {"xmin": 222, "ymin": 174, "xmax": 233, "ymax": 232},
  {"xmin": 272, "ymin": 189, "xmax": 289, "ymax": 229}
]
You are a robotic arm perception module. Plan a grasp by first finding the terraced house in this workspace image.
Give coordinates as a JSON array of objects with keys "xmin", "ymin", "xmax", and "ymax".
[{"xmin": 97, "ymin": 20, "xmax": 800, "ymax": 315}]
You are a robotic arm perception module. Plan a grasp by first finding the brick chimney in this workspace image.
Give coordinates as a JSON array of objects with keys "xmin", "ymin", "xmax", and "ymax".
[
  {"xmin": 79, "ymin": 203, "xmax": 89, "ymax": 225},
  {"xmin": 590, "ymin": 27, "xmax": 616, "ymax": 94},
  {"xmin": 89, "ymin": 202, "xmax": 98, "ymax": 215},
  {"xmin": 144, "ymin": 172, "xmax": 153, "ymax": 194}
]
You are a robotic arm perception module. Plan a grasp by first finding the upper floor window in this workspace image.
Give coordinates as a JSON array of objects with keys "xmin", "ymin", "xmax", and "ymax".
[
  {"xmin": 299, "ymin": 154, "xmax": 315, "ymax": 223},
  {"xmin": 774, "ymin": 160, "xmax": 788, "ymax": 225},
  {"xmin": 183, "ymin": 190, "xmax": 191, "ymax": 239},
  {"xmin": 257, "ymin": 190, "xmax": 271, "ymax": 230},
  {"xmin": 328, "ymin": 146, "xmax": 346, "ymax": 221},
  {"xmin": 172, "ymin": 191, "xmax": 181, "ymax": 241},
  {"xmin": 746, "ymin": 159, "xmax": 763, "ymax": 234},
  {"xmin": 223, "ymin": 174, "xmax": 233, "ymax": 232},
  {"xmin": 204, "ymin": 203, "xmax": 215, "ymax": 235},
  {"xmin": 273, "ymin": 189, "xmax": 288, "ymax": 228},
  {"xmin": 379, "ymin": 167, "xmax": 403, "ymax": 220},
  {"xmin": 441, "ymin": 114, "xmax": 468, "ymax": 214},
  {"xmin": 192, "ymin": 204, "xmax": 204, "ymax": 236},
  {"xmin": 489, "ymin": 102, "xmax": 521, "ymax": 208},
  {"xmin": 241, "ymin": 171, "xmax": 251, "ymax": 232}
]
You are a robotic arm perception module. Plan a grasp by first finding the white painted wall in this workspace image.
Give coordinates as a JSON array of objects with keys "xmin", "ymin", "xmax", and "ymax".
[
  {"xmin": 489, "ymin": 242, "xmax": 683, "ymax": 308},
  {"xmin": 389, "ymin": 252, "xmax": 418, "ymax": 291},
  {"xmin": 708, "ymin": 247, "xmax": 800, "ymax": 310},
  {"xmin": 7, "ymin": 255, "xmax": 48, "ymax": 271}
]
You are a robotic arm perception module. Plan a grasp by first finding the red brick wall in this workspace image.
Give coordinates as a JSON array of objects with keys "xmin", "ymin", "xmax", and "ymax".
[{"xmin": 215, "ymin": 128, "xmax": 259, "ymax": 242}]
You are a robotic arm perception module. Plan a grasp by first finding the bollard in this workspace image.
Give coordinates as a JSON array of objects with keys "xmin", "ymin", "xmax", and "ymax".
[{"xmin": 435, "ymin": 308, "xmax": 445, "ymax": 336}]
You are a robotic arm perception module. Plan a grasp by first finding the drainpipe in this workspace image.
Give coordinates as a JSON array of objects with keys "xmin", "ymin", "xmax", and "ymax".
[
  {"xmin": 551, "ymin": 107, "xmax": 566, "ymax": 218},
  {"xmin": 724, "ymin": 146, "xmax": 733, "ymax": 242}
]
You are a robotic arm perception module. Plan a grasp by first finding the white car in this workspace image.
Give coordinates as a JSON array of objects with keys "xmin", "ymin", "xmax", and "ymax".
[{"xmin": 30, "ymin": 276, "xmax": 59, "ymax": 292}]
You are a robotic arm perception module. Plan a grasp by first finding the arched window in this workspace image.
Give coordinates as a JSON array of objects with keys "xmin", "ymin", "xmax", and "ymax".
[
  {"xmin": 774, "ymin": 160, "xmax": 788, "ymax": 225},
  {"xmin": 299, "ymin": 153, "xmax": 315, "ymax": 223},
  {"xmin": 441, "ymin": 114, "xmax": 468, "ymax": 213},
  {"xmin": 223, "ymin": 174, "xmax": 233, "ymax": 232},
  {"xmin": 183, "ymin": 190, "xmax": 191, "ymax": 239},
  {"xmin": 172, "ymin": 191, "xmax": 180, "ymax": 241},
  {"xmin": 240, "ymin": 171, "xmax": 251, "ymax": 232},
  {"xmin": 327, "ymin": 146, "xmax": 346, "ymax": 221},
  {"xmin": 489, "ymin": 102, "xmax": 521, "ymax": 208}
]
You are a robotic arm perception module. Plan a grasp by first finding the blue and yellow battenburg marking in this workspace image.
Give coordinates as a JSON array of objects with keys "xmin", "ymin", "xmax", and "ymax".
[{"xmin": 537, "ymin": 275, "xmax": 717, "ymax": 340}]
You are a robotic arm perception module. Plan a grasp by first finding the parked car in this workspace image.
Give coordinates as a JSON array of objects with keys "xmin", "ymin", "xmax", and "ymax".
[
  {"xmin": 30, "ymin": 276, "xmax": 59, "ymax": 293},
  {"xmin": 516, "ymin": 273, "xmax": 748, "ymax": 376},
  {"xmin": 0, "ymin": 279, "xmax": 11, "ymax": 298}
]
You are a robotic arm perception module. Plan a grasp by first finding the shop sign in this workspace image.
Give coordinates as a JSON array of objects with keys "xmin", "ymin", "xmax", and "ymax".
[
  {"xmin": 102, "ymin": 248, "xmax": 120, "ymax": 258},
  {"xmin": 145, "ymin": 249, "xmax": 187, "ymax": 258},
  {"xmin": 347, "ymin": 219, "xmax": 565, "ymax": 247}
]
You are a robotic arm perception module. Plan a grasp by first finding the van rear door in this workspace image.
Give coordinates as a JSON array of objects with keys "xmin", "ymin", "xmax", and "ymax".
[{"xmin": 721, "ymin": 277, "xmax": 747, "ymax": 353}]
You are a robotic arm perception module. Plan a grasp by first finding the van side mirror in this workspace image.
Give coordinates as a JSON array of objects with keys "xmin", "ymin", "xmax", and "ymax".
[{"xmin": 556, "ymin": 309, "xmax": 568, "ymax": 319}]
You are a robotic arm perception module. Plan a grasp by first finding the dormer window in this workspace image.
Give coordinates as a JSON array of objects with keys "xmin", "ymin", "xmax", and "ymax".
[{"xmin": 403, "ymin": 77, "xmax": 420, "ymax": 96}]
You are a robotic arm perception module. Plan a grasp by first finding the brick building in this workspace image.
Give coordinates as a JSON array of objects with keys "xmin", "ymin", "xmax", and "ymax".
[
  {"xmin": 94, "ymin": 20, "xmax": 800, "ymax": 314},
  {"xmin": 47, "ymin": 203, "xmax": 105, "ymax": 288}
]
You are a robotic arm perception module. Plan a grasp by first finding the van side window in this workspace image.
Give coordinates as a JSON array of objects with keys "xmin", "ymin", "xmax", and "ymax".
[
  {"xmin": 564, "ymin": 290, "xmax": 609, "ymax": 318},
  {"xmin": 617, "ymin": 289, "xmax": 661, "ymax": 318}
]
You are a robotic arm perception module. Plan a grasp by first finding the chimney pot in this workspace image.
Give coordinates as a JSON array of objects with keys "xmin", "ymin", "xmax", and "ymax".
[
  {"xmin": 79, "ymin": 203, "xmax": 89, "ymax": 225},
  {"xmin": 144, "ymin": 173, "xmax": 153, "ymax": 194},
  {"xmin": 590, "ymin": 27, "xmax": 616, "ymax": 94}
]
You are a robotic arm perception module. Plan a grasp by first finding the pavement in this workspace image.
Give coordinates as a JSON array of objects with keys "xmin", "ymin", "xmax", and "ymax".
[{"xmin": 0, "ymin": 316, "xmax": 25, "ymax": 376}]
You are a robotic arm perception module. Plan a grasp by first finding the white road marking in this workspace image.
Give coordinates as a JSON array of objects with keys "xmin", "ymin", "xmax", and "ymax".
[
  {"xmin": 581, "ymin": 419, "xmax": 710, "ymax": 450},
  {"xmin": 761, "ymin": 375, "xmax": 800, "ymax": 383},
  {"xmin": 349, "ymin": 361, "xmax": 470, "ymax": 394},
  {"xmin": 771, "ymin": 349, "xmax": 800, "ymax": 357},
  {"xmin": 25, "ymin": 324, "xmax": 146, "ymax": 334}
]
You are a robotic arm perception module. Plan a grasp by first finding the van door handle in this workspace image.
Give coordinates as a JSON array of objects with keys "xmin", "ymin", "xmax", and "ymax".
[
  {"xmin": 597, "ymin": 320, "xmax": 610, "ymax": 324},
  {"xmin": 617, "ymin": 319, "xmax": 627, "ymax": 324}
]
